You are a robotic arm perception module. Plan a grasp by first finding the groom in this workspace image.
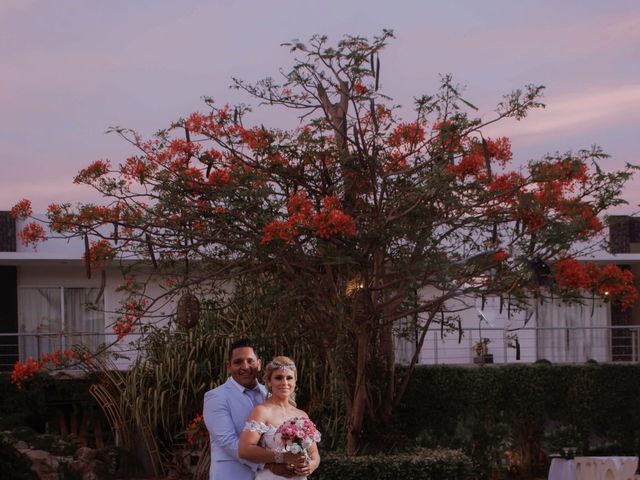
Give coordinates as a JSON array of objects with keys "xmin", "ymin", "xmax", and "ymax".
[{"xmin": 203, "ymin": 338, "xmax": 295, "ymax": 479}]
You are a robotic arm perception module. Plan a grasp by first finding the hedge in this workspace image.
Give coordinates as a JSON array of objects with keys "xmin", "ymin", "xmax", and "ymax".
[
  {"xmin": 0, "ymin": 373, "xmax": 98, "ymax": 432},
  {"xmin": 5, "ymin": 362, "xmax": 640, "ymax": 478},
  {"xmin": 395, "ymin": 363, "xmax": 640, "ymax": 476},
  {"xmin": 314, "ymin": 449, "xmax": 475, "ymax": 480}
]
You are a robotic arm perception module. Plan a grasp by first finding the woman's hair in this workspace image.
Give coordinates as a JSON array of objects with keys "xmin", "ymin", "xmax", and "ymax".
[{"xmin": 263, "ymin": 355, "xmax": 297, "ymax": 406}]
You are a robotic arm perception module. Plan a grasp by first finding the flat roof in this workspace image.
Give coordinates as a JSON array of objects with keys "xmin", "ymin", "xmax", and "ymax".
[{"xmin": 579, "ymin": 253, "xmax": 640, "ymax": 263}]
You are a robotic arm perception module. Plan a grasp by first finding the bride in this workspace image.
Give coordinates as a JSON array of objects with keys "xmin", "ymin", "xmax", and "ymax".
[{"xmin": 238, "ymin": 356, "xmax": 321, "ymax": 479}]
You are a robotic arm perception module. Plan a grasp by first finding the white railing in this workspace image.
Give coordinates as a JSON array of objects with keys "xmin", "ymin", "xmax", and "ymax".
[
  {"xmin": 402, "ymin": 325, "xmax": 640, "ymax": 365},
  {"xmin": 0, "ymin": 332, "xmax": 144, "ymax": 371},
  {"xmin": 3, "ymin": 325, "xmax": 640, "ymax": 371}
]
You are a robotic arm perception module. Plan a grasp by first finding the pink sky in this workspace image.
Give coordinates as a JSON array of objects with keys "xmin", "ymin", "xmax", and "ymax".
[{"xmin": 1, "ymin": 0, "xmax": 639, "ymax": 214}]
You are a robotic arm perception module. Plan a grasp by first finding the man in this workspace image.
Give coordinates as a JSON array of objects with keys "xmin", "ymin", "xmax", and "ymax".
[{"xmin": 203, "ymin": 338, "xmax": 295, "ymax": 479}]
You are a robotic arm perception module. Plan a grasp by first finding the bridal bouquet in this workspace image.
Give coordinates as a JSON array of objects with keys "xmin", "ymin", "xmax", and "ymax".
[{"xmin": 274, "ymin": 417, "xmax": 321, "ymax": 460}]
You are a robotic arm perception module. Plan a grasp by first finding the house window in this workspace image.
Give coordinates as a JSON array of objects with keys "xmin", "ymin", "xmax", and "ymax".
[
  {"xmin": 536, "ymin": 298, "xmax": 610, "ymax": 363},
  {"xmin": 18, "ymin": 287, "xmax": 104, "ymax": 360}
]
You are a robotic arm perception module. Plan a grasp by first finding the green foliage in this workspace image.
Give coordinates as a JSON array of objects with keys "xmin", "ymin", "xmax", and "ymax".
[
  {"xmin": 121, "ymin": 320, "xmax": 227, "ymax": 448},
  {"xmin": 314, "ymin": 449, "xmax": 475, "ymax": 480},
  {"xmin": 396, "ymin": 363, "xmax": 640, "ymax": 477},
  {"xmin": 0, "ymin": 373, "xmax": 98, "ymax": 432},
  {"xmin": 0, "ymin": 372, "xmax": 61, "ymax": 431},
  {"xmin": 117, "ymin": 277, "xmax": 344, "ymax": 473}
]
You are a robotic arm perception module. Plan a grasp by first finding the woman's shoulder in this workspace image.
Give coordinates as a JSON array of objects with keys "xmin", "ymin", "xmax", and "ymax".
[
  {"xmin": 248, "ymin": 403, "xmax": 270, "ymax": 420},
  {"xmin": 244, "ymin": 405, "xmax": 277, "ymax": 433},
  {"xmin": 249, "ymin": 403, "xmax": 282, "ymax": 424}
]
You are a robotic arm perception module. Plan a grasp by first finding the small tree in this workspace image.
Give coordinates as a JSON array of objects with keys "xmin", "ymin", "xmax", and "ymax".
[{"xmin": 12, "ymin": 31, "xmax": 637, "ymax": 454}]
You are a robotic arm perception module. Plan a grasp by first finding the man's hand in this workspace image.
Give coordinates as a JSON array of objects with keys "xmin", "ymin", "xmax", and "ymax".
[{"xmin": 265, "ymin": 462, "xmax": 297, "ymax": 478}]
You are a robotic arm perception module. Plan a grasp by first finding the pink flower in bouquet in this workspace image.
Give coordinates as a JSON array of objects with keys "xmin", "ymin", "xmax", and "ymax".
[{"xmin": 274, "ymin": 417, "xmax": 321, "ymax": 455}]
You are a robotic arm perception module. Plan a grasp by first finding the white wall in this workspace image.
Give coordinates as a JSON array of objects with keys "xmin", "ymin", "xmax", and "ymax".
[
  {"xmin": 396, "ymin": 289, "xmax": 611, "ymax": 365},
  {"xmin": 16, "ymin": 262, "xmax": 175, "ymax": 368}
]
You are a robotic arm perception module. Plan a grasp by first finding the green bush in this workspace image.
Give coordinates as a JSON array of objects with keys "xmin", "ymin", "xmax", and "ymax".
[
  {"xmin": 0, "ymin": 373, "xmax": 98, "ymax": 433},
  {"xmin": 395, "ymin": 363, "xmax": 640, "ymax": 477},
  {"xmin": 314, "ymin": 449, "xmax": 475, "ymax": 480}
]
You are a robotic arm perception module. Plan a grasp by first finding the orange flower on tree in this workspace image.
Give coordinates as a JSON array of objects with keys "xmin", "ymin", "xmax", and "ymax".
[
  {"xmin": 261, "ymin": 193, "xmax": 356, "ymax": 243},
  {"xmin": 287, "ymin": 191, "xmax": 314, "ymax": 219},
  {"xmin": 492, "ymin": 251, "xmax": 509, "ymax": 263},
  {"xmin": 77, "ymin": 205, "xmax": 119, "ymax": 226},
  {"xmin": 74, "ymin": 160, "xmax": 110, "ymax": 184},
  {"xmin": 113, "ymin": 297, "xmax": 150, "ymax": 340},
  {"xmin": 208, "ymin": 168, "xmax": 233, "ymax": 187},
  {"xmin": 384, "ymin": 151, "xmax": 408, "ymax": 173},
  {"xmin": 554, "ymin": 258, "xmax": 591, "ymax": 291},
  {"xmin": 312, "ymin": 195, "xmax": 356, "ymax": 239},
  {"xmin": 47, "ymin": 203, "xmax": 76, "ymax": 233},
  {"xmin": 83, "ymin": 240, "xmax": 116, "ymax": 272},
  {"xmin": 261, "ymin": 220, "xmax": 298, "ymax": 244},
  {"xmin": 120, "ymin": 157, "xmax": 154, "ymax": 182},
  {"xmin": 19, "ymin": 222, "xmax": 47, "ymax": 249},
  {"xmin": 554, "ymin": 259, "xmax": 638, "ymax": 310},
  {"xmin": 448, "ymin": 137, "xmax": 513, "ymax": 179},
  {"xmin": 388, "ymin": 122, "xmax": 426, "ymax": 148},
  {"xmin": 593, "ymin": 264, "xmax": 639, "ymax": 310},
  {"xmin": 11, "ymin": 349, "xmax": 79, "ymax": 388},
  {"xmin": 10, "ymin": 199, "xmax": 32, "ymax": 219},
  {"xmin": 240, "ymin": 127, "xmax": 272, "ymax": 151},
  {"xmin": 484, "ymin": 137, "xmax": 512, "ymax": 165},
  {"xmin": 353, "ymin": 82, "xmax": 369, "ymax": 95},
  {"xmin": 431, "ymin": 121, "xmax": 462, "ymax": 153},
  {"xmin": 11, "ymin": 357, "xmax": 43, "ymax": 388}
]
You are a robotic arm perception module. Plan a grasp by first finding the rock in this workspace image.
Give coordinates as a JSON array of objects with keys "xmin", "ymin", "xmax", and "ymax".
[
  {"xmin": 20, "ymin": 448, "xmax": 59, "ymax": 480},
  {"xmin": 68, "ymin": 447, "xmax": 109, "ymax": 480},
  {"xmin": 14, "ymin": 440, "xmax": 29, "ymax": 450},
  {"xmin": 76, "ymin": 446, "xmax": 96, "ymax": 462},
  {"xmin": 81, "ymin": 470, "xmax": 100, "ymax": 480}
]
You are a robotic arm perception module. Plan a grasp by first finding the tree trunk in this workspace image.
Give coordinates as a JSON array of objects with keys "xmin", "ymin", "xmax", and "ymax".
[
  {"xmin": 380, "ymin": 316, "xmax": 395, "ymax": 423},
  {"xmin": 346, "ymin": 325, "xmax": 371, "ymax": 455}
]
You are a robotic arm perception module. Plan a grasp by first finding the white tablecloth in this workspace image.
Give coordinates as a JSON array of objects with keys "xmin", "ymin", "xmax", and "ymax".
[
  {"xmin": 549, "ymin": 458, "xmax": 577, "ymax": 480},
  {"xmin": 549, "ymin": 456, "xmax": 638, "ymax": 480}
]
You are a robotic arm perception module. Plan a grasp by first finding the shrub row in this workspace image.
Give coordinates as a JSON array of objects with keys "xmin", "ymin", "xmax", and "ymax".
[
  {"xmin": 5, "ymin": 362, "xmax": 640, "ymax": 478},
  {"xmin": 395, "ymin": 363, "xmax": 640, "ymax": 476},
  {"xmin": 0, "ymin": 373, "xmax": 97, "ymax": 432},
  {"xmin": 314, "ymin": 449, "xmax": 475, "ymax": 480}
]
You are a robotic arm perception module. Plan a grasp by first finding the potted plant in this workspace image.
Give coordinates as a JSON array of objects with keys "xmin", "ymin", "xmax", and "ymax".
[{"xmin": 473, "ymin": 338, "xmax": 493, "ymax": 364}]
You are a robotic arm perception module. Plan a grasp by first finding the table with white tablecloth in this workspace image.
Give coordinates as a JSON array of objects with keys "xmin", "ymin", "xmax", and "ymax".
[
  {"xmin": 549, "ymin": 457, "xmax": 577, "ymax": 480},
  {"xmin": 548, "ymin": 456, "xmax": 638, "ymax": 480}
]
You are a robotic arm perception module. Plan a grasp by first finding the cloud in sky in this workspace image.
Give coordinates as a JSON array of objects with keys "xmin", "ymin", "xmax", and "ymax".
[
  {"xmin": 1, "ymin": 1, "xmax": 639, "ymax": 213},
  {"xmin": 486, "ymin": 84, "xmax": 640, "ymax": 142}
]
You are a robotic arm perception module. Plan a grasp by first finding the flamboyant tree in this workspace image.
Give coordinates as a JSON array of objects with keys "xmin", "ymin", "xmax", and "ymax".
[{"xmin": 12, "ymin": 31, "xmax": 638, "ymax": 453}]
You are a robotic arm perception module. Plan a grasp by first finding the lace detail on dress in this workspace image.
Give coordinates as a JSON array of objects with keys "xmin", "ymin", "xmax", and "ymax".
[
  {"xmin": 247, "ymin": 419, "xmax": 319, "ymax": 480},
  {"xmin": 243, "ymin": 420, "xmax": 276, "ymax": 434}
]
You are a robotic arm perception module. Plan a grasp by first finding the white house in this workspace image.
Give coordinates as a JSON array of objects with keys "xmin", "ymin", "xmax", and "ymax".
[
  {"xmin": 0, "ymin": 212, "xmax": 170, "ymax": 370},
  {"xmin": 1, "ymin": 211, "xmax": 639, "ymax": 371},
  {"xmin": 397, "ymin": 216, "xmax": 640, "ymax": 365}
]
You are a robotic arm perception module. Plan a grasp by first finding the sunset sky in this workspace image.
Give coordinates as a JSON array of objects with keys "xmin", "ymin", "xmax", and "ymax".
[{"xmin": 2, "ymin": 0, "xmax": 639, "ymax": 214}]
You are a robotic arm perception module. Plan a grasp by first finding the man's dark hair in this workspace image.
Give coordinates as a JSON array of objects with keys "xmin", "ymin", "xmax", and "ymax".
[{"xmin": 228, "ymin": 338, "xmax": 257, "ymax": 360}]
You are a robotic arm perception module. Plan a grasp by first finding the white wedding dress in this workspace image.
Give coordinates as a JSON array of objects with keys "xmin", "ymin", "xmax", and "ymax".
[{"xmin": 244, "ymin": 420, "xmax": 308, "ymax": 480}]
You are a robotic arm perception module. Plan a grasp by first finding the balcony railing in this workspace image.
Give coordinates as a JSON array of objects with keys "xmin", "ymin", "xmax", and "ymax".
[
  {"xmin": 2, "ymin": 325, "xmax": 640, "ymax": 372},
  {"xmin": 0, "ymin": 332, "xmax": 142, "ymax": 372},
  {"xmin": 399, "ymin": 325, "xmax": 640, "ymax": 365}
]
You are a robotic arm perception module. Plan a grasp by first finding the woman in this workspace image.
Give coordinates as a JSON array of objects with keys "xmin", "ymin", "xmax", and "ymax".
[{"xmin": 238, "ymin": 356, "xmax": 321, "ymax": 479}]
